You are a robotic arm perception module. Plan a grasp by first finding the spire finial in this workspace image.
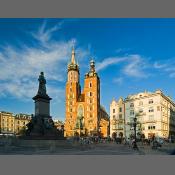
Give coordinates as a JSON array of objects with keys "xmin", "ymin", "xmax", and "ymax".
[
  {"xmin": 71, "ymin": 47, "xmax": 76, "ymax": 64},
  {"xmin": 90, "ymin": 58, "xmax": 95, "ymax": 72}
]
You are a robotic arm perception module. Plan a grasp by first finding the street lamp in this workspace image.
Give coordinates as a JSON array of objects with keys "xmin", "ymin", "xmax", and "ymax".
[
  {"xmin": 133, "ymin": 116, "xmax": 138, "ymax": 150},
  {"xmin": 98, "ymin": 126, "xmax": 101, "ymax": 138}
]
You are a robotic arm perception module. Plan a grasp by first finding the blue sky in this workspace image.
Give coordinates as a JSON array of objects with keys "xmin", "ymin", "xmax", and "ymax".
[{"xmin": 1, "ymin": 18, "xmax": 175, "ymax": 121}]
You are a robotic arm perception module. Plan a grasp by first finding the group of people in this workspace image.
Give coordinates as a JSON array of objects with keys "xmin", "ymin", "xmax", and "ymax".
[{"xmin": 68, "ymin": 135, "xmax": 172, "ymax": 150}]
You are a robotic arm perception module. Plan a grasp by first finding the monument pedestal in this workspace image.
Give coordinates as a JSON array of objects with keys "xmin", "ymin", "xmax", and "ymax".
[{"xmin": 23, "ymin": 72, "xmax": 64, "ymax": 140}]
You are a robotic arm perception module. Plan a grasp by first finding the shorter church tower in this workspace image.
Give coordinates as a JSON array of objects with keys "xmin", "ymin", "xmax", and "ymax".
[{"xmin": 83, "ymin": 59, "xmax": 101, "ymax": 135}]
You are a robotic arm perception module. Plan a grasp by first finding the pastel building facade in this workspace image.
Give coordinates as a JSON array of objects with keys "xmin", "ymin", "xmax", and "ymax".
[
  {"xmin": 110, "ymin": 90, "xmax": 175, "ymax": 139},
  {"xmin": 0, "ymin": 111, "xmax": 31, "ymax": 135}
]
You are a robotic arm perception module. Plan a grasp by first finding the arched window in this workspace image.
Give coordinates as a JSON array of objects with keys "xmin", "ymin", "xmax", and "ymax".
[
  {"xmin": 90, "ymin": 92, "xmax": 93, "ymax": 96},
  {"xmin": 89, "ymin": 82, "xmax": 92, "ymax": 88}
]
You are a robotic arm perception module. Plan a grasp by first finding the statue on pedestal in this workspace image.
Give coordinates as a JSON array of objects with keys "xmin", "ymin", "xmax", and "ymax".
[
  {"xmin": 22, "ymin": 72, "xmax": 64, "ymax": 139},
  {"xmin": 37, "ymin": 72, "xmax": 47, "ymax": 96}
]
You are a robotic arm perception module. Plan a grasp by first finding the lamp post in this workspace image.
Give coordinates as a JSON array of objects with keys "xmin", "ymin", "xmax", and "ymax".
[
  {"xmin": 133, "ymin": 116, "xmax": 138, "ymax": 150},
  {"xmin": 98, "ymin": 127, "xmax": 101, "ymax": 138}
]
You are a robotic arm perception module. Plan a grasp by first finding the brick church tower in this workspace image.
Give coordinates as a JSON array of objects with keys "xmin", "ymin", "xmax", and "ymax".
[{"xmin": 64, "ymin": 48, "xmax": 109, "ymax": 137}]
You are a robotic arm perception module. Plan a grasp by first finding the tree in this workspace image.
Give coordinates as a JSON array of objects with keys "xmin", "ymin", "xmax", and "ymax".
[
  {"xmin": 112, "ymin": 132, "xmax": 117, "ymax": 139},
  {"xmin": 119, "ymin": 132, "xmax": 123, "ymax": 138},
  {"xmin": 18, "ymin": 126, "xmax": 27, "ymax": 136}
]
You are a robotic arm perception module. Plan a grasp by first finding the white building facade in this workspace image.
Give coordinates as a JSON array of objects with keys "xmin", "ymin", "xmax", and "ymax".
[
  {"xmin": 110, "ymin": 90, "xmax": 175, "ymax": 139},
  {"xmin": 110, "ymin": 97, "xmax": 125, "ymax": 138}
]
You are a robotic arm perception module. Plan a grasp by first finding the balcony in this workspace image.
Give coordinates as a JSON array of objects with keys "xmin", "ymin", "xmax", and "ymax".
[
  {"xmin": 142, "ymin": 120, "xmax": 156, "ymax": 123},
  {"xmin": 136, "ymin": 112, "xmax": 146, "ymax": 116}
]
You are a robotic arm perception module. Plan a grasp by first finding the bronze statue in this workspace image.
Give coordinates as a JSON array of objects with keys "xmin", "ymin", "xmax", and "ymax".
[{"xmin": 37, "ymin": 72, "xmax": 47, "ymax": 96}]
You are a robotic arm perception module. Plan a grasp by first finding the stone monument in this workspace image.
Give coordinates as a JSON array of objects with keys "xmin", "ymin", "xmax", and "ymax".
[{"xmin": 24, "ymin": 72, "xmax": 63, "ymax": 139}]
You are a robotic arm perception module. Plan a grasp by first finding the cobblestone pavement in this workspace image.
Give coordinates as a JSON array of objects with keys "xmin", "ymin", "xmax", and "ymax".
[{"xmin": 0, "ymin": 142, "xmax": 175, "ymax": 155}]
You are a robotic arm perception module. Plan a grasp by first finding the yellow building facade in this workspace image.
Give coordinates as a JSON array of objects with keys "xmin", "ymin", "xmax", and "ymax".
[
  {"xmin": 0, "ymin": 111, "xmax": 31, "ymax": 135},
  {"xmin": 14, "ymin": 113, "xmax": 31, "ymax": 134},
  {"xmin": 65, "ymin": 49, "xmax": 109, "ymax": 137},
  {"xmin": 0, "ymin": 111, "xmax": 15, "ymax": 134}
]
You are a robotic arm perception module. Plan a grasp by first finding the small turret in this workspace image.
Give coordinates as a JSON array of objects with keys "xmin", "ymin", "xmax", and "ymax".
[{"xmin": 85, "ymin": 59, "xmax": 98, "ymax": 78}]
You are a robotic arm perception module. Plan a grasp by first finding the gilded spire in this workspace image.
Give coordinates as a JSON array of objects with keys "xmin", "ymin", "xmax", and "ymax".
[
  {"xmin": 71, "ymin": 47, "xmax": 76, "ymax": 64},
  {"xmin": 67, "ymin": 47, "xmax": 79, "ymax": 73}
]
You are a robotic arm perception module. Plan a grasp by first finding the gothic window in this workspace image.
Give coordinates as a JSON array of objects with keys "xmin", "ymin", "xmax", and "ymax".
[
  {"xmin": 78, "ymin": 105, "xmax": 84, "ymax": 117},
  {"xmin": 90, "ymin": 98, "xmax": 92, "ymax": 103},
  {"xmin": 113, "ymin": 109, "xmax": 115, "ymax": 113},
  {"xmin": 89, "ymin": 82, "xmax": 92, "ymax": 88},
  {"xmin": 119, "ymin": 107, "xmax": 122, "ymax": 112}
]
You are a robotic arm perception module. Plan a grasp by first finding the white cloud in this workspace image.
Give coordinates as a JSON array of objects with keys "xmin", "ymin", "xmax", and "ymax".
[
  {"xmin": 0, "ymin": 21, "xmax": 89, "ymax": 102},
  {"xmin": 113, "ymin": 77, "xmax": 123, "ymax": 85},
  {"xmin": 32, "ymin": 20, "xmax": 64, "ymax": 45},
  {"xmin": 96, "ymin": 57, "xmax": 127, "ymax": 71},
  {"xmin": 154, "ymin": 62, "xmax": 167, "ymax": 69},
  {"xmin": 123, "ymin": 54, "xmax": 148, "ymax": 78},
  {"xmin": 96, "ymin": 54, "xmax": 148, "ymax": 78},
  {"xmin": 153, "ymin": 60, "xmax": 175, "ymax": 78}
]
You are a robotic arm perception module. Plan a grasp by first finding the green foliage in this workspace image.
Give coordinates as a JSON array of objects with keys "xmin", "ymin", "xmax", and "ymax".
[{"xmin": 18, "ymin": 126, "xmax": 27, "ymax": 136}]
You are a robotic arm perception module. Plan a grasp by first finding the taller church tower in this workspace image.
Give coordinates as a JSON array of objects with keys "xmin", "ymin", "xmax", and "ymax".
[{"xmin": 65, "ymin": 48, "xmax": 81, "ymax": 136}]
